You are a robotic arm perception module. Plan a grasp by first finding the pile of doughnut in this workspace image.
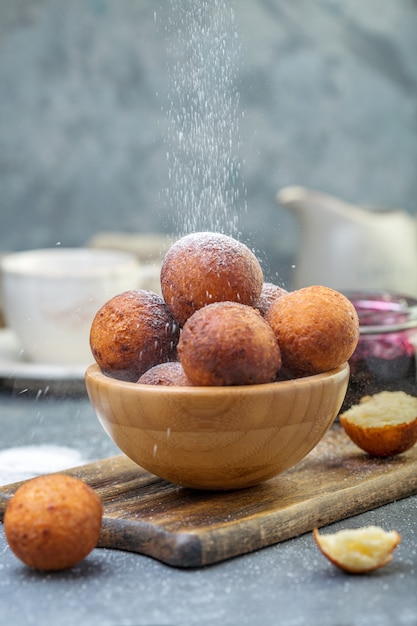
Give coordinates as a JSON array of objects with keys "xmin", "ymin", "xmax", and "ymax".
[{"xmin": 90, "ymin": 232, "xmax": 360, "ymax": 386}]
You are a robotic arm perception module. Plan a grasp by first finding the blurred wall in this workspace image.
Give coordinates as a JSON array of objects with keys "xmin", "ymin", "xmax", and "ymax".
[{"xmin": 1, "ymin": 0, "xmax": 416, "ymax": 287}]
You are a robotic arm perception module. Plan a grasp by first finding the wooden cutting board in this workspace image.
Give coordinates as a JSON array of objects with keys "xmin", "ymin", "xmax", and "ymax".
[{"xmin": 1, "ymin": 424, "xmax": 417, "ymax": 568}]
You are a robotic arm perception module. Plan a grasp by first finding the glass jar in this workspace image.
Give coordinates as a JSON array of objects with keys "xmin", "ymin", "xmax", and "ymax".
[{"xmin": 341, "ymin": 290, "xmax": 417, "ymax": 411}]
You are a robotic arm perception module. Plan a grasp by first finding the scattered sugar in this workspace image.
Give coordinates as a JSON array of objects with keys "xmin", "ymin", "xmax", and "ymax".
[{"xmin": 0, "ymin": 445, "xmax": 85, "ymax": 485}]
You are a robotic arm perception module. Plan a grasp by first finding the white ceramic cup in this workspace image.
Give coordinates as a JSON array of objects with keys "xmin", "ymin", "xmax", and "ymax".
[{"xmin": 1, "ymin": 248, "xmax": 141, "ymax": 366}]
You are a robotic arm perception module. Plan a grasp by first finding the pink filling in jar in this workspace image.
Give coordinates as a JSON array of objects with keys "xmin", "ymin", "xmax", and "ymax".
[{"xmin": 342, "ymin": 290, "xmax": 417, "ymax": 410}]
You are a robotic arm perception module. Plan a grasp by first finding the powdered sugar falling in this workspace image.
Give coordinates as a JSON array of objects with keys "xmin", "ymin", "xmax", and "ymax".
[{"xmin": 162, "ymin": 0, "xmax": 246, "ymax": 236}]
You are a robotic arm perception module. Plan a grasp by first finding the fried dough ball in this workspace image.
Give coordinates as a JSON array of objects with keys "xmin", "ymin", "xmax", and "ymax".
[
  {"xmin": 313, "ymin": 526, "xmax": 401, "ymax": 574},
  {"xmin": 178, "ymin": 301, "xmax": 281, "ymax": 386},
  {"xmin": 255, "ymin": 282, "xmax": 287, "ymax": 317},
  {"xmin": 137, "ymin": 361, "xmax": 193, "ymax": 386},
  {"xmin": 90, "ymin": 289, "xmax": 179, "ymax": 382},
  {"xmin": 160, "ymin": 232, "xmax": 264, "ymax": 327},
  {"xmin": 339, "ymin": 390, "xmax": 417, "ymax": 457},
  {"xmin": 266, "ymin": 285, "xmax": 359, "ymax": 376},
  {"xmin": 4, "ymin": 474, "xmax": 103, "ymax": 571}
]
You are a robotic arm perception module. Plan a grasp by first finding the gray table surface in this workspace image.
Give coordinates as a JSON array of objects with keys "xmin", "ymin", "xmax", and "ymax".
[{"xmin": 0, "ymin": 385, "xmax": 416, "ymax": 626}]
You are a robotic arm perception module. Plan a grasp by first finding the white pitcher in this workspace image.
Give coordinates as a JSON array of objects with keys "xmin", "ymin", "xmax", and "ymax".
[{"xmin": 277, "ymin": 186, "xmax": 417, "ymax": 297}]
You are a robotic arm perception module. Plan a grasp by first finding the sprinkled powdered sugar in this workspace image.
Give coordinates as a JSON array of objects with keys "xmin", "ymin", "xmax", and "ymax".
[
  {"xmin": 163, "ymin": 231, "xmax": 254, "ymax": 261},
  {"xmin": 161, "ymin": 0, "xmax": 245, "ymax": 236},
  {"xmin": 0, "ymin": 445, "xmax": 86, "ymax": 486}
]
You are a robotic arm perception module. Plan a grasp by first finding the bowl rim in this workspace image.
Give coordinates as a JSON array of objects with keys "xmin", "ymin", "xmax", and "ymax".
[
  {"xmin": 85, "ymin": 362, "xmax": 349, "ymax": 396},
  {"xmin": 1, "ymin": 247, "xmax": 139, "ymax": 278}
]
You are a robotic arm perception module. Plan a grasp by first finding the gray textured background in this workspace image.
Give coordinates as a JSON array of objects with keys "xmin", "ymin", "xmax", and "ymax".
[{"xmin": 1, "ymin": 0, "xmax": 416, "ymax": 287}]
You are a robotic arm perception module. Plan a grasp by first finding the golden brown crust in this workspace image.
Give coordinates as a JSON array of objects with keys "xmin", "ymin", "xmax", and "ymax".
[
  {"xmin": 313, "ymin": 526, "xmax": 401, "ymax": 574},
  {"xmin": 265, "ymin": 285, "xmax": 359, "ymax": 375},
  {"xmin": 4, "ymin": 474, "xmax": 103, "ymax": 571},
  {"xmin": 339, "ymin": 415, "xmax": 417, "ymax": 457},
  {"xmin": 160, "ymin": 232, "xmax": 264, "ymax": 327},
  {"xmin": 178, "ymin": 301, "xmax": 281, "ymax": 386},
  {"xmin": 90, "ymin": 289, "xmax": 179, "ymax": 382},
  {"xmin": 137, "ymin": 361, "xmax": 193, "ymax": 386},
  {"xmin": 255, "ymin": 282, "xmax": 288, "ymax": 317},
  {"xmin": 339, "ymin": 391, "xmax": 417, "ymax": 457}
]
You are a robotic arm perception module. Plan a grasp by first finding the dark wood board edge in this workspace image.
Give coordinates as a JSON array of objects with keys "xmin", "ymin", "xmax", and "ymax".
[
  {"xmin": 1, "ymin": 449, "xmax": 417, "ymax": 568},
  {"xmin": 98, "ymin": 460, "xmax": 417, "ymax": 568},
  {"xmin": 98, "ymin": 518, "xmax": 204, "ymax": 568}
]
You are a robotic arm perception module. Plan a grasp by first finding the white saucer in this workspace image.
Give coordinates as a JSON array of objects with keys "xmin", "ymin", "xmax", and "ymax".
[{"xmin": 0, "ymin": 328, "xmax": 88, "ymax": 394}]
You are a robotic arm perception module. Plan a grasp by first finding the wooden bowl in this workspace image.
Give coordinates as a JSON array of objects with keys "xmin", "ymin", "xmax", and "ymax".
[{"xmin": 85, "ymin": 363, "xmax": 349, "ymax": 490}]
